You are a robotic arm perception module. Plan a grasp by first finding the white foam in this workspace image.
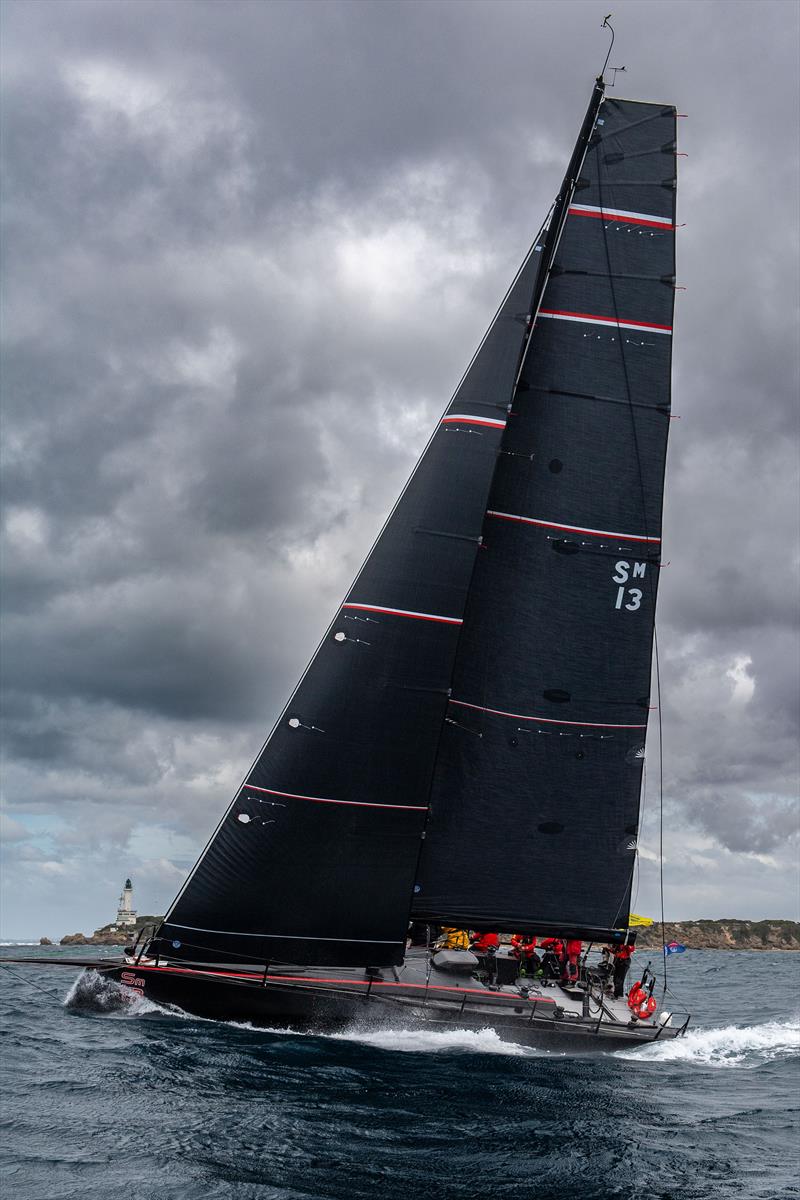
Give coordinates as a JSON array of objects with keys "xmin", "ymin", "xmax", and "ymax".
[
  {"xmin": 60, "ymin": 976, "xmax": 547, "ymax": 1055},
  {"xmin": 61, "ymin": 971, "xmax": 275, "ymax": 1025},
  {"xmin": 63, "ymin": 969, "xmax": 178, "ymax": 1018},
  {"xmin": 613, "ymin": 1015, "xmax": 800, "ymax": 1068},
  {"xmin": 330, "ymin": 1025, "xmax": 546, "ymax": 1056}
]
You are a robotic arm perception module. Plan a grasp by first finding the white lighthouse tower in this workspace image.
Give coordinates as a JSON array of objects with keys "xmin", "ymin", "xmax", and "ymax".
[{"xmin": 114, "ymin": 878, "xmax": 137, "ymax": 929}]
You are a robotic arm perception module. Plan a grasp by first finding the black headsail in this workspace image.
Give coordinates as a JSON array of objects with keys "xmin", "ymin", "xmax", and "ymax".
[
  {"xmin": 412, "ymin": 94, "xmax": 677, "ymax": 943},
  {"xmin": 154, "ymin": 144, "xmax": 578, "ymax": 967}
]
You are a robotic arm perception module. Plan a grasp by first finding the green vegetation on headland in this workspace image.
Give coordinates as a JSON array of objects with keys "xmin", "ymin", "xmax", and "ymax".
[
  {"xmin": 49, "ymin": 915, "xmax": 164, "ymax": 947},
  {"xmin": 634, "ymin": 919, "xmax": 800, "ymax": 951},
  {"xmin": 43, "ymin": 917, "xmax": 800, "ymax": 950}
]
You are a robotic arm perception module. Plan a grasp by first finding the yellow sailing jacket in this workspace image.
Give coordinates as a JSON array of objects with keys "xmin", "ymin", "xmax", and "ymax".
[{"xmin": 437, "ymin": 928, "xmax": 470, "ymax": 950}]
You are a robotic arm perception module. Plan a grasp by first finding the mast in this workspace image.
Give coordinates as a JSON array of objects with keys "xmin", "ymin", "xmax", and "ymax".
[{"xmin": 527, "ymin": 76, "xmax": 606, "ymax": 333}]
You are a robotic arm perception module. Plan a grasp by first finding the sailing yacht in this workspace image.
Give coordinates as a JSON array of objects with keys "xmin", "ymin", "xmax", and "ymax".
[{"xmin": 10, "ymin": 69, "xmax": 690, "ymax": 1046}]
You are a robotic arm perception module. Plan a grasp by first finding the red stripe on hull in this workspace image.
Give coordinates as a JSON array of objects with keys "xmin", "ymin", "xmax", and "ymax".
[{"xmin": 128, "ymin": 962, "xmax": 557, "ymax": 1004}]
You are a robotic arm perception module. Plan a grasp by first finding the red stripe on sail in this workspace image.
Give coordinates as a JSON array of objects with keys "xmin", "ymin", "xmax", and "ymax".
[
  {"xmin": 241, "ymin": 784, "xmax": 426, "ymax": 812},
  {"xmin": 440, "ymin": 415, "xmax": 507, "ymax": 429},
  {"xmin": 568, "ymin": 205, "xmax": 675, "ymax": 230},
  {"xmin": 539, "ymin": 309, "xmax": 672, "ymax": 333},
  {"xmin": 450, "ymin": 698, "xmax": 647, "ymax": 730},
  {"xmin": 486, "ymin": 510, "xmax": 660, "ymax": 544},
  {"xmin": 342, "ymin": 603, "xmax": 462, "ymax": 625}
]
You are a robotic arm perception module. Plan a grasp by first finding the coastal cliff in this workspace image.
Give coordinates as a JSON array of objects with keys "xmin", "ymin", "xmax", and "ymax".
[
  {"xmin": 54, "ymin": 917, "xmax": 800, "ymax": 949},
  {"xmin": 634, "ymin": 919, "xmax": 800, "ymax": 951}
]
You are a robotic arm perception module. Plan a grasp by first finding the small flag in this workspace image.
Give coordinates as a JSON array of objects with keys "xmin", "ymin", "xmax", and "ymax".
[
  {"xmin": 665, "ymin": 941, "xmax": 686, "ymax": 955},
  {"xmin": 629, "ymin": 913, "xmax": 654, "ymax": 927}
]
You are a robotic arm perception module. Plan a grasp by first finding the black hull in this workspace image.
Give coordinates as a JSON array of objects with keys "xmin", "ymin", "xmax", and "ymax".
[{"xmin": 69, "ymin": 960, "xmax": 681, "ymax": 1049}]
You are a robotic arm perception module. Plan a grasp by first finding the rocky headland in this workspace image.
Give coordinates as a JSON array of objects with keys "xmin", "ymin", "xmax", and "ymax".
[
  {"xmin": 50, "ymin": 917, "xmax": 800, "ymax": 950},
  {"xmin": 58, "ymin": 915, "xmax": 163, "ymax": 947},
  {"xmin": 633, "ymin": 919, "xmax": 800, "ymax": 951}
]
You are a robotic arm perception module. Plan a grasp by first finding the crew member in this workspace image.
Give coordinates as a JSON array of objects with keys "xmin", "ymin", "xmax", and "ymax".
[
  {"xmin": 470, "ymin": 931, "xmax": 500, "ymax": 954},
  {"xmin": 511, "ymin": 933, "xmax": 539, "ymax": 976},
  {"xmin": 612, "ymin": 941, "xmax": 635, "ymax": 998},
  {"xmin": 563, "ymin": 939, "xmax": 582, "ymax": 986},
  {"xmin": 436, "ymin": 927, "xmax": 470, "ymax": 951},
  {"xmin": 539, "ymin": 936, "xmax": 565, "ymax": 982}
]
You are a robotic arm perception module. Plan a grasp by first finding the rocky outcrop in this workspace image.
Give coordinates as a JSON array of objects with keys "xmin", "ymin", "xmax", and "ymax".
[
  {"xmin": 58, "ymin": 915, "xmax": 164, "ymax": 947},
  {"xmin": 89, "ymin": 930, "xmax": 132, "ymax": 945},
  {"xmin": 39, "ymin": 936, "xmax": 53, "ymax": 946},
  {"xmin": 58, "ymin": 929, "xmax": 130, "ymax": 946},
  {"xmin": 635, "ymin": 919, "xmax": 800, "ymax": 951}
]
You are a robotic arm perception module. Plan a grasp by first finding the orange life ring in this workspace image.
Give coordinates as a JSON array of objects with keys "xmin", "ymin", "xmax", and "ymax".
[
  {"xmin": 627, "ymin": 983, "xmax": 645, "ymax": 1010},
  {"xmin": 635, "ymin": 996, "xmax": 658, "ymax": 1021}
]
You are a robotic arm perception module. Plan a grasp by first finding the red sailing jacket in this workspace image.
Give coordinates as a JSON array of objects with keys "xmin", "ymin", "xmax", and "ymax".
[{"xmin": 471, "ymin": 933, "xmax": 500, "ymax": 953}]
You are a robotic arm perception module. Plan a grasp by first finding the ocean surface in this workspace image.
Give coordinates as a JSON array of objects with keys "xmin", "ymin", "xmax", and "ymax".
[{"xmin": 1, "ymin": 945, "xmax": 798, "ymax": 1200}]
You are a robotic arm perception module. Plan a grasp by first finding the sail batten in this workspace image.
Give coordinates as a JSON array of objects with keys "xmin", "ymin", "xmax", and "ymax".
[
  {"xmin": 448, "ymin": 699, "xmax": 647, "ymax": 730},
  {"xmin": 486, "ymin": 510, "xmax": 661, "ymax": 542}
]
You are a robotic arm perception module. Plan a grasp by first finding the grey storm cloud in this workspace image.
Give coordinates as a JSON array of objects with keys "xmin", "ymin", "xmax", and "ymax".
[{"xmin": 1, "ymin": 0, "xmax": 798, "ymax": 936}]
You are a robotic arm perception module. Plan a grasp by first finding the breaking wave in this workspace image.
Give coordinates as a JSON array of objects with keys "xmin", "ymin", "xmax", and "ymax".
[
  {"xmin": 331, "ymin": 1026, "xmax": 543, "ymax": 1056},
  {"xmin": 614, "ymin": 1016, "xmax": 800, "ymax": 1068},
  {"xmin": 61, "ymin": 973, "xmax": 545, "ymax": 1055},
  {"xmin": 64, "ymin": 970, "xmax": 173, "ymax": 1018}
]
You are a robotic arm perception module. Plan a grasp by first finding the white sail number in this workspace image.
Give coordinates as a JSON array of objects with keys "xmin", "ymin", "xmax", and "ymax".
[{"xmin": 612, "ymin": 561, "xmax": 645, "ymax": 611}]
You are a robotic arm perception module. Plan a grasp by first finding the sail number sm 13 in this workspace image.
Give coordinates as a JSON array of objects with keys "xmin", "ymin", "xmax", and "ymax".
[{"xmin": 612, "ymin": 561, "xmax": 646, "ymax": 611}]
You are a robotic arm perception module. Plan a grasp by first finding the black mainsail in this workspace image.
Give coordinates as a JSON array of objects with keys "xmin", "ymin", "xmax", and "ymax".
[
  {"xmin": 414, "ymin": 95, "xmax": 677, "ymax": 939},
  {"xmin": 156, "ymin": 84, "xmax": 676, "ymax": 969}
]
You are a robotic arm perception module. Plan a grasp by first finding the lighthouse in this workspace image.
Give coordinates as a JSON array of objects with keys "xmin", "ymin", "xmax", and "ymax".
[{"xmin": 114, "ymin": 878, "xmax": 137, "ymax": 929}]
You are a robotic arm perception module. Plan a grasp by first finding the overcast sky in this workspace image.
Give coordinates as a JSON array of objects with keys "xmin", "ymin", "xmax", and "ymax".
[{"xmin": 1, "ymin": 0, "xmax": 798, "ymax": 940}]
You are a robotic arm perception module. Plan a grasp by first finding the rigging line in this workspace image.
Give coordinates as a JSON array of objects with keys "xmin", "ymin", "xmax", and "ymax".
[
  {"xmin": 594, "ymin": 108, "xmax": 676, "ymax": 966},
  {"xmin": 529, "ymin": 386, "xmax": 669, "ymax": 414},
  {"xmin": 152, "ymin": 937, "xmax": 275, "ymax": 964},
  {"xmin": 630, "ymin": 764, "xmax": 643, "ymax": 918},
  {"xmin": 655, "ymin": 626, "xmax": 668, "ymax": 992},
  {"xmin": 0, "ymin": 962, "xmax": 67, "ymax": 1002},
  {"xmin": 610, "ymin": 850, "xmax": 639, "ymax": 936},
  {"xmin": 591, "ymin": 107, "xmax": 677, "ymax": 144}
]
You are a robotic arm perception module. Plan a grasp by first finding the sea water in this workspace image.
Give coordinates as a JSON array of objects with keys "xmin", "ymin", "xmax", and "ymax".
[{"xmin": 0, "ymin": 946, "xmax": 797, "ymax": 1199}]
